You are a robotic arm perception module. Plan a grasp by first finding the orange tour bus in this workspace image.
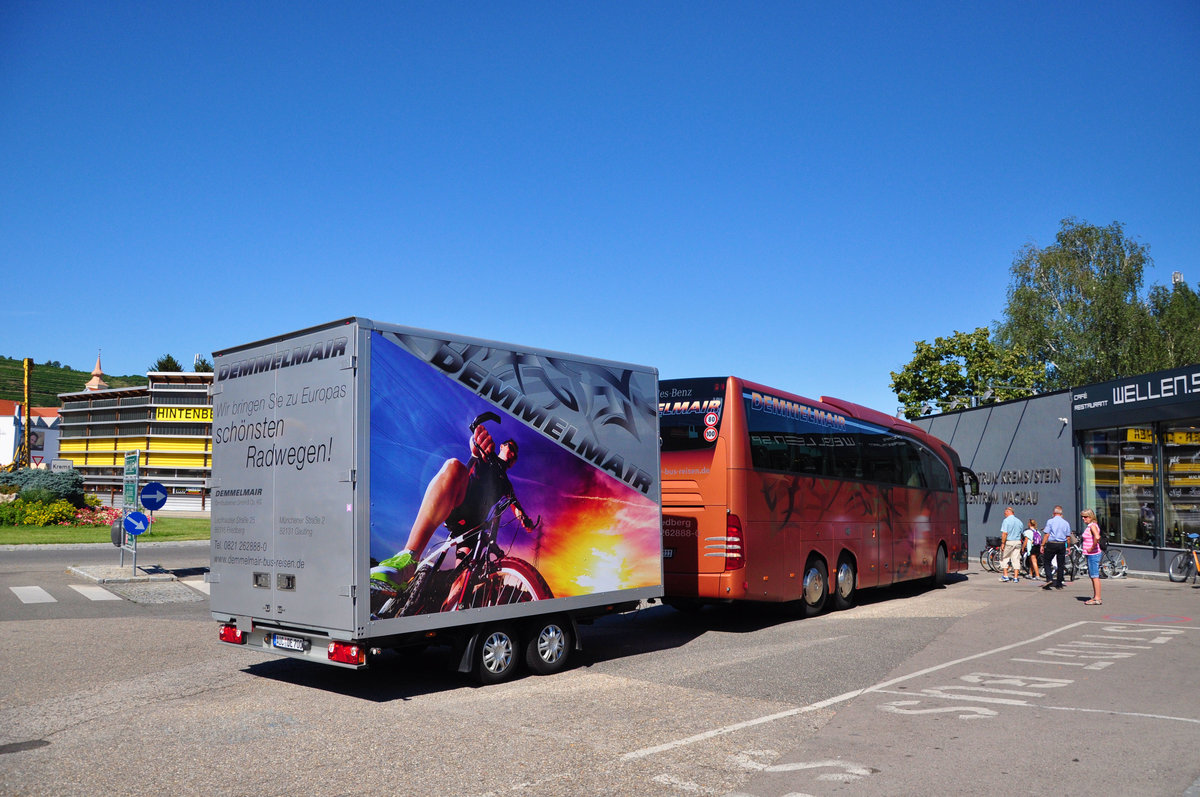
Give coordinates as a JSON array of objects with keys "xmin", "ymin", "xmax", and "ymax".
[{"xmin": 659, "ymin": 376, "xmax": 975, "ymax": 613}]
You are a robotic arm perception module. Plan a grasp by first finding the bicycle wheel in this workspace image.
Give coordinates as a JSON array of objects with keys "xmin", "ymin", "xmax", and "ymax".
[
  {"xmin": 1168, "ymin": 552, "xmax": 1192, "ymax": 583},
  {"xmin": 1101, "ymin": 549, "xmax": 1127, "ymax": 579},
  {"xmin": 986, "ymin": 548, "xmax": 1001, "ymax": 573},
  {"xmin": 979, "ymin": 550, "xmax": 990, "ymax": 571}
]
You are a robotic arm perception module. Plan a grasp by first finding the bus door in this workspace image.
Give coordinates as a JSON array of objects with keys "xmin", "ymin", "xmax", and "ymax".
[{"xmin": 881, "ymin": 486, "xmax": 911, "ymax": 586}]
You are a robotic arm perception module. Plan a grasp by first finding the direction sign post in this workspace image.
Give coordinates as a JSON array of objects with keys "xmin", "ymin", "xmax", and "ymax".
[{"xmin": 119, "ymin": 452, "xmax": 141, "ymax": 569}]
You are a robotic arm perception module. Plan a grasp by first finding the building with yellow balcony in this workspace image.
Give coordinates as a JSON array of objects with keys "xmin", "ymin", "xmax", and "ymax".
[{"xmin": 57, "ymin": 370, "xmax": 213, "ymax": 512}]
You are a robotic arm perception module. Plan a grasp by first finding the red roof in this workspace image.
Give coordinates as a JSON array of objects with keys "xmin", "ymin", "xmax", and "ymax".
[{"xmin": 0, "ymin": 400, "xmax": 59, "ymax": 419}]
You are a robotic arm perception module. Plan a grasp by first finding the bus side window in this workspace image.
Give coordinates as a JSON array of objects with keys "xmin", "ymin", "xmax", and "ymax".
[{"xmin": 899, "ymin": 441, "xmax": 926, "ymax": 488}]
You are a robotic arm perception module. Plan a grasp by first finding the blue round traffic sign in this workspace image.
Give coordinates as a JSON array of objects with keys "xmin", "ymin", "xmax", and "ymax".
[
  {"xmin": 140, "ymin": 482, "xmax": 167, "ymax": 511},
  {"xmin": 124, "ymin": 511, "xmax": 151, "ymax": 536}
]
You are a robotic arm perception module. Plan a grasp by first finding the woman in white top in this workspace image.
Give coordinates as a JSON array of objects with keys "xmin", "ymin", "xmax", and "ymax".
[{"xmin": 1023, "ymin": 519, "xmax": 1041, "ymax": 580}]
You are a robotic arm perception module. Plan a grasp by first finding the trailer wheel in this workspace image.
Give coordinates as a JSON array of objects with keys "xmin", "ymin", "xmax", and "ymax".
[
  {"xmin": 475, "ymin": 625, "xmax": 520, "ymax": 685},
  {"xmin": 832, "ymin": 556, "xmax": 856, "ymax": 611},
  {"xmin": 524, "ymin": 617, "xmax": 572, "ymax": 675},
  {"xmin": 803, "ymin": 559, "xmax": 828, "ymax": 617}
]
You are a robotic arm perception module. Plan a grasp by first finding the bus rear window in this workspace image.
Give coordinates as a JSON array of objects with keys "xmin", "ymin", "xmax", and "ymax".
[{"xmin": 660, "ymin": 378, "xmax": 727, "ymax": 452}]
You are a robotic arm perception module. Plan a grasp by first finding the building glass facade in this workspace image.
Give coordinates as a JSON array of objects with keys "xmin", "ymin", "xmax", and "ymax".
[{"xmin": 1073, "ymin": 364, "xmax": 1200, "ymax": 558}]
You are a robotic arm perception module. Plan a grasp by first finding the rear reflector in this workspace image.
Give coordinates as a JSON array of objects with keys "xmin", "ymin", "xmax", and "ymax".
[
  {"xmin": 218, "ymin": 625, "xmax": 245, "ymax": 644},
  {"xmin": 327, "ymin": 640, "xmax": 365, "ymax": 666}
]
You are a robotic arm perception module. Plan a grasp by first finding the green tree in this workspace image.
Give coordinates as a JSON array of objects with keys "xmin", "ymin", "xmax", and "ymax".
[
  {"xmin": 1147, "ymin": 279, "xmax": 1200, "ymax": 368},
  {"xmin": 891, "ymin": 328, "xmax": 1042, "ymax": 419},
  {"xmin": 995, "ymin": 218, "xmax": 1156, "ymax": 390},
  {"xmin": 193, "ymin": 356, "xmax": 214, "ymax": 373},
  {"xmin": 150, "ymin": 354, "xmax": 184, "ymax": 372}
]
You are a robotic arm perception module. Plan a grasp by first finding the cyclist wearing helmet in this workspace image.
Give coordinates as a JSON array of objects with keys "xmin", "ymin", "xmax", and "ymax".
[{"xmin": 372, "ymin": 421, "xmax": 535, "ymax": 593}]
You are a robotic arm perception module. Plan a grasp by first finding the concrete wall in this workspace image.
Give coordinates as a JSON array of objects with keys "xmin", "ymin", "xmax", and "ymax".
[{"xmin": 915, "ymin": 392, "xmax": 1077, "ymax": 556}]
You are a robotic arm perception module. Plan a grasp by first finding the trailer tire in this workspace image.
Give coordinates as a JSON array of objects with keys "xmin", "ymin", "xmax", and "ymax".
[
  {"xmin": 524, "ymin": 617, "xmax": 572, "ymax": 675},
  {"xmin": 475, "ymin": 625, "xmax": 521, "ymax": 685}
]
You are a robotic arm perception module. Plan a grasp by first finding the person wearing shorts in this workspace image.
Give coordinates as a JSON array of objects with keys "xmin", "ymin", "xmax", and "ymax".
[
  {"xmin": 1023, "ymin": 519, "xmax": 1041, "ymax": 580},
  {"xmin": 999, "ymin": 506, "xmax": 1024, "ymax": 583},
  {"xmin": 1081, "ymin": 508, "xmax": 1103, "ymax": 605}
]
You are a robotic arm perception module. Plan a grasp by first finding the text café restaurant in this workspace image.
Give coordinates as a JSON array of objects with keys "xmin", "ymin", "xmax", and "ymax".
[{"xmin": 916, "ymin": 362, "xmax": 1200, "ymax": 576}]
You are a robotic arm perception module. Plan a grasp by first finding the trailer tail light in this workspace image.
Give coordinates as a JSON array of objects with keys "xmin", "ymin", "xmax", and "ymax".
[
  {"xmin": 219, "ymin": 625, "xmax": 246, "ymax": 644},
  {"xmin": 724, "ymin": 514, "xmax": 744, "ymax": 571},
  {"xmin": 327, "ymin": 641, "xmax": 365, "ymax": 666}
]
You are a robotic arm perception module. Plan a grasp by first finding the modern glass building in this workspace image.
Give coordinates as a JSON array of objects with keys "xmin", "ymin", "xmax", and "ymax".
[
  {"xmin": 1073, "ymin": 365, "xmax": 1200, "ymax": 551},
  {"xmin": 57, "ymin": 372, "xmax": 214, "ymax": 511}
]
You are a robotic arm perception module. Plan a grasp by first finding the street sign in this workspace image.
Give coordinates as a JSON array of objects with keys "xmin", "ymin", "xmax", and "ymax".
[
  {"xmin": 123, "ymin": 452, "xmax": 140, "ymax": 510},
  {"xmin": 140, "ymin": 482, "xmax": 168, "ymax": 512},
  {"xmin": 124, "ymin": 511, "xmax": 150, "ymax": 536}
]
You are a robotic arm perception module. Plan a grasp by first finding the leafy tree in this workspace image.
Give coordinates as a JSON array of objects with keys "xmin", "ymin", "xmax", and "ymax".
[
  {"xmin": 891, "ymin": 328, "xmax": 1042, "ymax": 419},
  {"xmin": 150, "ymin": 354, "xmax": 184, "ymax": 372},
  {"xmin": 193, "ymin": 356, "xmax": 214, "ymax": 373},
  {"xmin": 1147, "ymin": 279, "xmax": 1200, "ymax": 369},
  {"xmin": 994, "ymin": 218, "xmax": 1155, "ymax": 390}
]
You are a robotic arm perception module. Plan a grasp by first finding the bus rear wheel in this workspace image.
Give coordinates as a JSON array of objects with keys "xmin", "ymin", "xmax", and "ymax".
[
  {"xmin": 932, "ymin": 545, "xmax": 948, "ymax": 587},
  {"xmin": 832, "ymin": 558, "xmax": 856, "ymax": 611},
  {"xmin": 803, "ymin": 559, "xmax": 828, "ymax": 616}
]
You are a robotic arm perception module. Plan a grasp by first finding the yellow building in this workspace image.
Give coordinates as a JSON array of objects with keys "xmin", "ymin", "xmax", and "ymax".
[{"xmin": 57, "ymin": 369, "xmax": 213, "ymax": 512}]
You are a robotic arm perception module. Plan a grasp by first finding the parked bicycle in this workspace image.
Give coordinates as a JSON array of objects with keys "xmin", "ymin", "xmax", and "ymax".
[
  {"xmin": 1099, "ymin": 546, "xmax": 1128, "ymax": 579},
  {"xmin": 1167, "ymin": 532, "xmax": 1200, "ymax": 585},
  {"xmin": 980, "ymin": 536, "xmax": 1002, "ymax": 572}
]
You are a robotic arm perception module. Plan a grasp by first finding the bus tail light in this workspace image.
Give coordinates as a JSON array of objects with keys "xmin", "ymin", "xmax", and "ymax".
[
  {"xmin": 724, "ymin": 514, "xmax": 744, "ymax": 571},
  {"xmin": 328, "ymin": 641, "xmax": 366, "ymax": 666},
  {"xmin": 218, "ymin": 625, "xmax": 246, "ymax": 644}
]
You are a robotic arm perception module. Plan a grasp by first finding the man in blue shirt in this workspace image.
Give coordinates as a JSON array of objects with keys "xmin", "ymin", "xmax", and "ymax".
[
  {"xmin": 998, "ymin": 507, "xmax": 1024, "ymax": 582},
  {"xmin": 1041, "ymin": 505, "xmax": 1072, "ymax": 590}
]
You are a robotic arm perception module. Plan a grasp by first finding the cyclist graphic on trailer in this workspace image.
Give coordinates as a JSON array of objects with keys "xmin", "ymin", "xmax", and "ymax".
[{"xmin": 371, "ymin": 417, "xmax": 536, "ymax": 594}]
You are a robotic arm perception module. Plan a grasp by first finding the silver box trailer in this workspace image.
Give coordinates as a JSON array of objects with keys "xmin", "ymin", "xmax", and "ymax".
[{"xmin": 209, "ymin": 318, "xmax": 662, "ymax": 681}]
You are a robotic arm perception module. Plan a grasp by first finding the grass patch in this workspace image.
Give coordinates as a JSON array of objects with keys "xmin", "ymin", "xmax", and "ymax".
[{"xmin": 0, "ymin": 516, "xmax": 210, "ymax": 545}]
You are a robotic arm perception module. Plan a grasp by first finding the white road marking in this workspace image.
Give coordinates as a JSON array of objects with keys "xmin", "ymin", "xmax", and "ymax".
[
  {"xmin": 621, "ymin": 620, "xmax": 1193, "ymax": 760},
  {"xmin": 10, "ymin": 586, "xmax": 56, "ymax": 603},
  {"xmin": 68, "ymin": 584, "xmax": 123, "ymax": 601}
]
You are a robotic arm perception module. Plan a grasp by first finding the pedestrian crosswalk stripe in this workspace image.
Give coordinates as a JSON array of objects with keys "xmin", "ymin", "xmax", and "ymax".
[
  {"xmin": 69, "ymin": 584, "xmax": 122, "ymax": 601},
  {"xmin": 10, "ymin": 586, "xmax": 56, "ymax": 604}
]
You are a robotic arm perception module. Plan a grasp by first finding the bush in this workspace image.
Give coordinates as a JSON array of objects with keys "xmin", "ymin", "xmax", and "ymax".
[
  {"xmin": 0, "ymin": 498, "xmax": 76, "ymax": 527},
  {"xmin": 18, "ymin": 487, "xmax": 57, "ymax": 505},
  {"xmin": 0, "ymin": 500, "xmax": 22, "ymax": 525},
  {"xmin": 0, "ymin": 469, "xmax": 86, "ymax": 507}
]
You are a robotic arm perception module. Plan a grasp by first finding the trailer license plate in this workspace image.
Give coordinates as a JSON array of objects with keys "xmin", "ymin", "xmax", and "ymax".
[
  {"xmin": 272, "ymin": 634, "xmax": 307, "ymax": 652},
  {"xmin": 663, "ymin": 548, "xmax": 674, "ymax": 559}
]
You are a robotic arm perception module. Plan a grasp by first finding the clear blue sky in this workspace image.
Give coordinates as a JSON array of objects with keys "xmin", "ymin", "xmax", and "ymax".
[{"xmin": 3, "ymin": 2, "xmax": 1197, "ymax": 414}]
